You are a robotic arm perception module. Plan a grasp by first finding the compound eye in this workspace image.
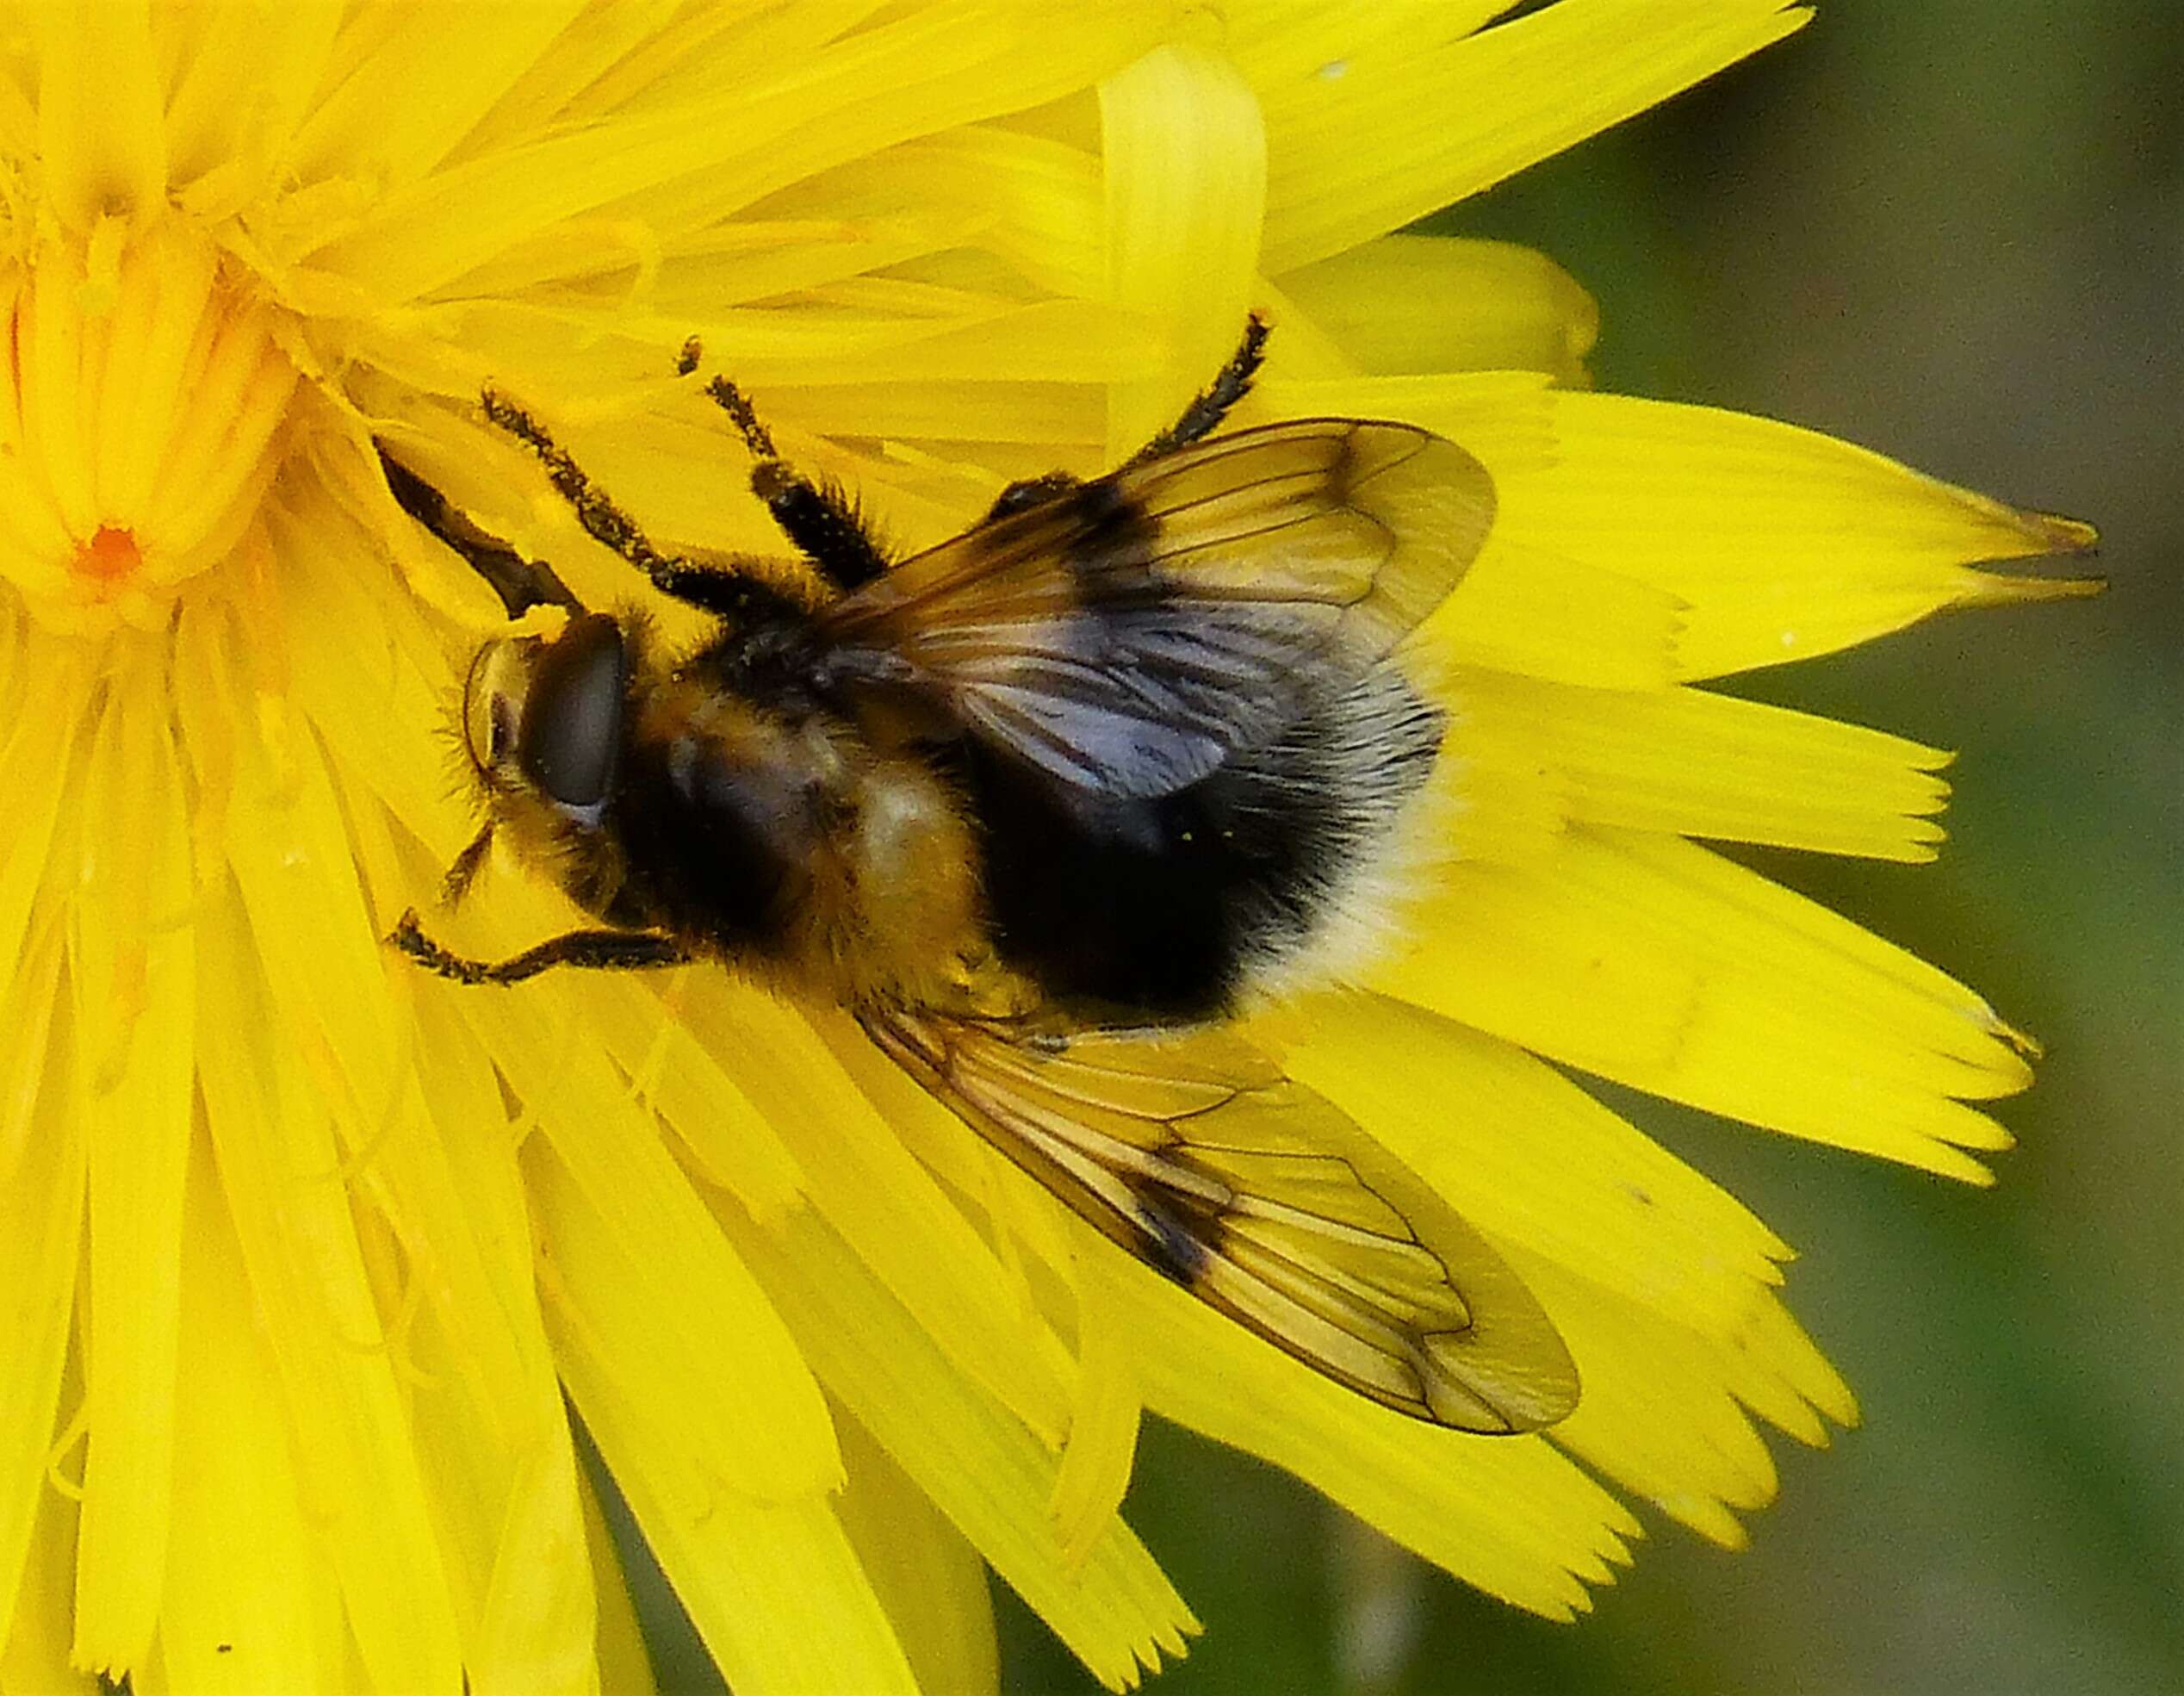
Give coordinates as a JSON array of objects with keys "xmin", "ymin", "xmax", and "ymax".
[{"xmin": 518, "ymin": 613, "xmax": 628, "ymax": 809}]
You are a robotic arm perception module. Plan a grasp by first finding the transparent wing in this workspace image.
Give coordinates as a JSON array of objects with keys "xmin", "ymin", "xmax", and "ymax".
[
  {"xmin": 819, "ymin": 420, "xmax": 1494, "ymax": 799},
  {"xmin": 863, "ymin": 1006, "xmax": 1577, "ymax": 1433}
]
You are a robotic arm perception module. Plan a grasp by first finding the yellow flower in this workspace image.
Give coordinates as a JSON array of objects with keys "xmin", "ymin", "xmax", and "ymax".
[{"xmin": 0, "ymin": 3, "xmax": 2095, "ymax": 1693}]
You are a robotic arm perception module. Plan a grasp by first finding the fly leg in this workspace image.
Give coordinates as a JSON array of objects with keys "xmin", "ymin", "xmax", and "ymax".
[
  {"xmin": 1123, "ymin": 312, "xmax": 1271, "ymax": 467},
  {"xmin": 699, "ymin": 373, "xmax": 893, "ymax": 593},
  {"xmin": 480, "ymin": 388, "xmax": 810, "ymax": 624},
  {"xmin": 379, "ymin": 451, "xmax": 582, "ymax": 616},
  {"xmin": 976, "ymin": 313, "xmax": 1274, "ymax": 525},
  {"xmin": 386, "ymin": 910, "xmax": 689, "ymax": 986}
]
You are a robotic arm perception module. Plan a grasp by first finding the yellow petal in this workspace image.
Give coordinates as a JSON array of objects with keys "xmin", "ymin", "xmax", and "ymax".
[
  {"xmin": 308, "ymin": 5, "xmax": 1170, "ymax": 304},
  {"xmin": 1, "ymin": 1370, "xmax": 91, "ymax": 1696},
  {"xmin": 497, "ymin": 1061, "xmax": 841, "ymax": 1506},
  {"xmin": 155, "ymin": 1132, "xmax": 345, "ymax": 1692},
  {"xmin": 1431, "ymin": 534, "xmax": 1685, "ymax": 688},
  {"xmin": 286, "ymin": 4, "xmax": 588, "ymax": 195},
  {"xmin": 832, "ymin": 1413, "xmax": 1002, "ymax": 1696},
  {"xmin": 1256, "ymin": 372, "xmax": 1685, "ymax": 686},
  {"xmin": 1280, "ymin": 997, "xmax": 1789, "ymax": 1347},
  {"xmin": 1451, "ymin": 668, "xmax": 1953, "ymax": 861},
  {"xmin": 1049, "ymin": 1278, "xmax": 1145, "ymax": 1574},
  {"xmin": 539, "ymin": 1174, "xmax": 919, "ymax": 1696},
  {"xmin": 1498, "ymin": 391, "xmax": 2100, "ymax": 677},
  {"xmin": 1523, "ymin": 1257, "xmax": 1778, "ymax": 1549},
  {"xmin": 0, "ymin": 977, "xmax": 84, "ymax": 1656},
  {"xmin": 0, "ymin": 856, "xmax": 71, "ymax": 1192},
  {"xmin": 163, "ymin": 3, "xmax": 341, "ymax": 204},
  {"xmin": 1255, "ymin": 0, "xmax": 1810, "ymax": 273},
  {"xmin": 770, "ymin": 126, "xmax": 1106, "ymax": 301},
  {"xmin": 1281, "ymin": 235, "xmax": 1598, "ymax": 382},
  {"xmin": 400, "ymin": 1006, "xmax": 597, "ymax": 1696},
  {"xmin": 34, "ymin": 1, "xmax": 167, "ymax": 232},
  {"xmin": 1098, "ymin": 39, "xmax": 1266, "ymax": 457},
  {"xmin": 195, "ymin": 885, "xmax": 463, "ymax": 1693},
  {"xmin": 714, "ymin": 1198, "xmax": 1197, "ymax": 1693},
  {"xmin": 692, "ymin": 987, "xmax": 1078, "ymax": 1451},
  {"xmin": 70, "ymin": 655, "xmax": 196, "ymax": 1675},
  {"xmin": 1379, "ymin": 829, "xmax": 2030, "ymax": 1179},
  {"xmin": 575, "ymin": 1460, "xmax": 658, "ymax": 1696}
]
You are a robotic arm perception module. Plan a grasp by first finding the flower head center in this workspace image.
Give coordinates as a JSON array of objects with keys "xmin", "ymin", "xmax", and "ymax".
[
  {"xmin": 0, "ymin": 221, "xmax": 299, "ymax": 637},
  {"xmin": 71, "ymin": 524, "xmax": 143, "ymax": 588}
]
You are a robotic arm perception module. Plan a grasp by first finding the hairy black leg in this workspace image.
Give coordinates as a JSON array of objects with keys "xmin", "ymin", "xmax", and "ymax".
[
  {"xmin": 479, "ymin": 388, "xmax": 807, "ymax": 624},
  {"xmin": 379, "ymin": 449, "xmax": 583, "ymax": 616},
  {"xmin": 387, "ymin": 910, "xmax": 689, "ymax": 986},
  {"xmin": 701, "ymin": 375, "xmax": 890, "ymax": 593},
  {"xmin": 1124, "ymin": 311, "xmax": 1272, "ymax": 468},
  {"xmin": 971, "ymin": 313, "xmax": 1275, "ymax": 526},
  {"xmin": 438, "ymin": 823, "xmax": 496, "ymax": 910}
]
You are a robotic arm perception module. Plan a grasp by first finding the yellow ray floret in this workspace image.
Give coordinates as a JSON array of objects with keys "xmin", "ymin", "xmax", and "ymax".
[
  {"xmin": 1247, "ymin": 0, "xmax": 1814, "ymax": 272},
  {"xmin": 1381, "ymin": 829, "xmax": 2032, "ymax": 1182},
  {"xmin": 1497, "ymin": 393, "xmax": 2101, "ymax": 675},
  {"xmin": 1450, "ymin": 668, "xmax": 1956, "ymax": 863}
]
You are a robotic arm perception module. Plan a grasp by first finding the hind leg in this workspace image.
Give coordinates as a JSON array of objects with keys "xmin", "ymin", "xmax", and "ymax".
[{"xmin": 978, "ymin": 314, "xmax": 1273, "ymax": 524}]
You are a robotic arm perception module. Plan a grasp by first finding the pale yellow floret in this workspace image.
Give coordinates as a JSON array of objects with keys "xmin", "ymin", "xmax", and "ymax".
[
  {"xmin": 1244, "ymin": 0, "xmax": 1814, "ymax": 272},
  {"xmin": 1050, "ymin": 1277, "xmax": 1148, "ymax": 1574},
  {"xmin": 577, "ymin": 1463, "xmax": 661, "ymax": 1696},
  {"xmin": 1498, "ymin": 392, "xmax": 2101, "ymax": 676},
  {"xmin": 1281, "ymin": 235, "xmax": 1600, "ymax": 382},
  {"xmin": 1379, "ymin": 829, "xmax": 2032, "ymax": 1182},
  {"xmin": 1450, "ymin": 669, "xmax": 1955, "ymax": 862},
  {"xmin": 710, "ymin": 1191, "xmax": 1200, "ymax": 1693},
  {"xmin": 830, "ymin": 1416, "xmax": 1003, "ymax": 1696}
]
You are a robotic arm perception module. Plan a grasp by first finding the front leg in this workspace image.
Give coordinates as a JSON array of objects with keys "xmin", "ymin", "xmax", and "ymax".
[{"xmin": 388, "ymin": 910, "xmax": 690, "ymax": 986}]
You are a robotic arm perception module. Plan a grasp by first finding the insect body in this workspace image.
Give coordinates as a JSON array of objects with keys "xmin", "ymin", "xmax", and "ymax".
[{"xmin": 384, "ymin": 319, "xmax": 1579, "ymax": 1433}]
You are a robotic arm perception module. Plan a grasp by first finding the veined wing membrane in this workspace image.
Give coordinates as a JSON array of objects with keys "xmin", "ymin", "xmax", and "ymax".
[
  {"xmin": 862, "ymin": 1007, "xmax": 1577, "ymax": 1433},
  {"xmin": 819, "ymin": 420, "xmax": 1495, "ymax": 799}
]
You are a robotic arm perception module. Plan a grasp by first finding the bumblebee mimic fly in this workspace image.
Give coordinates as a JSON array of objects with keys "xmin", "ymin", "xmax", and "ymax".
[{"xmin": 381, "ymin": 316, "xmax": 1581, "ymax": 1434}]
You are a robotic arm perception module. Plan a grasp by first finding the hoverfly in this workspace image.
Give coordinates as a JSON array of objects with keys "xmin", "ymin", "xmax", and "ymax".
[{"xmin": 382, "ymin": 317, "xmax": 1579, "ymax": 1432}]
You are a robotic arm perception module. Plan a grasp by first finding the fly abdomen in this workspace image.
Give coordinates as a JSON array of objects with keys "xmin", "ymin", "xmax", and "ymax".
[{"xmin": 958, "ymin": 664, "xmax": 1444, "ymax": 1018}]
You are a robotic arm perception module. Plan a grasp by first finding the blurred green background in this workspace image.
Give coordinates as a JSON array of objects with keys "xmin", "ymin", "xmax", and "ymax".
[{"xmin": 991, "ymin": 3, "xmax": 2184, "ymax": 1693}]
